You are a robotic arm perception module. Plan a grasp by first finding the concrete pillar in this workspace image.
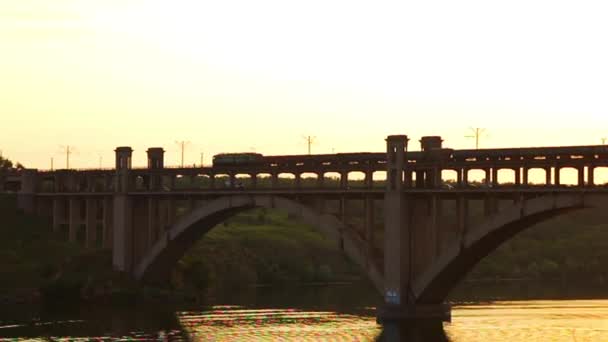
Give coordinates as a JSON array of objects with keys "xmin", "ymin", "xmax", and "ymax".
[
  {"xmin": 404, "ymin": 170, "xmax": 413, "ymax": 188},
  {"xmin": 148, "ymin": 197, "xmax": 159, "ymax": 245},
  {"xmin": 456, "ymin": 169, "xmax": 463, "ymax": 187},
  {"xmin": 317, "ymin": 173, "xmax": 325, "ymax": 188},
  {"xmin": 491, "ymin": 168, "xmax": 498, "ymax": 187},
  {"xmin": 112, "ymin": 194, "xmax": 133, "ymax": 272},
  {"xmin": 68, "ymin": 198, "xmax": 79, "ymax": 242},
  {"xmin": 251, "ymin": 174, "xmax": 258, "ymax": 189},
  {"xmin": 457, "ymin": 196, "xmax": 469, "ymax": 249},
  {"xmin": 295, "ymin": 173, "xmax": 301, "ymax": 189},
  {"xmin": 523, "ymin": 167, "xmax": 529, "ymax": 186},
  {"xmin": 85, "ymin": 198, "xmax": 98, "ymax": 248},
  {"xmin": 484, "ymin": 169, "xmax": 491, "ymax": 187},
  {"xmin": 338, "ymin": 196, "xmax": 346, "ymax": 223},
  {"xmin": 384, "ymin": 134, "xmax": 409, "ymax": 305},
  {"xmin": 340, "ymin": 172, "xmax": 348, "ymax": 189},
  {"xmin": 415, "ymin": 170, "xmax": 425, "ymax": 188},
  {"xmin": 132, "ymin": 198, "xmax": 149, "ymax": 268},
  {"xmin": 52, "ymin": 197, "xmax": 63, "ymax": 233},
  {"xmin": 588, "ymin": 166, "xmax": 595, "ymax": 186},
  {"xmin": 554, "ymin": 167, "xmax": 560, "ymax": 186},
  {"xmin": 364, "ymin": 196, "xmax": 375, "ymax": 262},
  {"xmin": 103, "ymin": 174, "xmax": 112, "ymax": 192},
  {"xmin": 514, "ymin": 168, "xmax": 521, "ymax": 186},
  {"xmin": 17, "ymin": 169, "xmax": 37, "ymax": 214},
  {"xmin": 103, "ymin": 197, "xmax": 113, "ymax": 248},
  {"xmin": 271, "ymin": 173, "xmax": 278, "ymax": 188},
  {"xmin": 167, "ymin": 197, "xmax": 176, "ymax": 226},
  {"xmin": 209, "ymin": 175, "xmax": 216, "ymax": 189},
  {"xmin": 462, "ymin": 169, "xmax": 469, "ymax": 186},
  {"xmin": 578, "ymin": 167, "xmax": 585, "ymax": 187},
  {"xmin": 365, "ymin": 171, "xmax": 374, "ymax": 189},
  {"xmin": 113, "ymin": 146, "xmax": 134, "ymax": 271},
  {"xmin": 114, "ymin": 147, "xmax": 133, "ymax": 193},
  {"xmin": 146, "ymin": 147, "xmax": 165, "ymax": 191},
  {"xmin": 545, "ymin": 167, "xmax": 552, "ymax": 185}
]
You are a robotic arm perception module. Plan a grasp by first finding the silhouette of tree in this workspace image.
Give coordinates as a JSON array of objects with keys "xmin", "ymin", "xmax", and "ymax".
[{"xmin": 0, "ymin": 156, "xmax": 24, "ymax": 171}]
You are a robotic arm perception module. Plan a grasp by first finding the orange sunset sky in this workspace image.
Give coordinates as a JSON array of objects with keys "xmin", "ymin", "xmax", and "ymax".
[{"xmin": 1, "ymin": 0, "xmax": 607, "ymax": 169}]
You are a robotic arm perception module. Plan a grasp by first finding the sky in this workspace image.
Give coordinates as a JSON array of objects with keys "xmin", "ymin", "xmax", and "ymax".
[{"xmin": 1, "ymin": 0, "xmax": 607, "ymax": 169}]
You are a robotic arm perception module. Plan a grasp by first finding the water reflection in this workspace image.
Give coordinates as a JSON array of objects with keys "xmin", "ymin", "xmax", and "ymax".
[
  {"xmin": 3, "ymin": 284, "xmax": 608, "ymax": 341},
  {"xmin": 178, "ymin": 305, "xmax": 381, "ymax": 341}
]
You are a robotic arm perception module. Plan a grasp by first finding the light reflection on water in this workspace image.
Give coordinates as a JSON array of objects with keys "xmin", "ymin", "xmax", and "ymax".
[
  {"xmin": 446, "ymin": 300, "xmax": 608, "ymax": 341},
  {"xmin": 3, "ymin": 299, "xmax": 608, "ymax": 341},
  {"xmin": 178, "ymin": 305, "xmax": 381, "ymax": 341},
  {"xmin": 176, "ymin": 300, "xmax": 608, "ymax": 341}
]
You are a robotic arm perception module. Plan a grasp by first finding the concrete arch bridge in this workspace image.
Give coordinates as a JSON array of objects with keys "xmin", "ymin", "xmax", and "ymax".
[{"xmin": 10, "ymin": 135, "xmax": 608, "ymax": 322}]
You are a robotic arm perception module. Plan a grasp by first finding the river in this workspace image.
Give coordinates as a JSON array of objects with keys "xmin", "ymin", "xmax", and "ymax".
[{"xmin": 1, "ymin": 282, "xmax": 608, "ymax": 341}]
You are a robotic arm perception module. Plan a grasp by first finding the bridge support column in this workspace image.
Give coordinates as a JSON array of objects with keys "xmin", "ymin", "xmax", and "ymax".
[
  {"xmin": 378, "ymin": 135, "xmax": 450, "ymax": 324},
  {"xmin": 103, "ymin": 197, "xmax": 113, "ymax": 248},
  {"xmin": 578, "ymin": 167, "xmax": 585, "ymax": 186},
  {"xmin": 68, "ymin": 198, "xmax": 80, "ymax": 243},
  {"xmin": 85, "ymin": 198, "xmax": 98, "ymax": 248},
  {"xmin": 364, "ymin": 196, "xmax": 375, "ymax": 262},
  {"xmin": 554, "ymin": 167, "xmax": 561, "ymax": 186},
  {"xmin": 380, "ymin": 135, "xmax": 449, "ymax": 323},
  {"xmin": 588, "ymin": 166, "xmax": 595, "ymax": 186},
  {"xmin": 113, "ymin": 194, "xmax": 133, "ymax": 272},
  {"xmin": 52, "ymin": 197, "xmax": 64, "ymax": 233},
  {"xmin": 515, "ymin": 168, "xmax": 521, "ymax": 186},
  {"xmin": 148, "ymin": 198, "xmax": 159, "ymax": 245}
]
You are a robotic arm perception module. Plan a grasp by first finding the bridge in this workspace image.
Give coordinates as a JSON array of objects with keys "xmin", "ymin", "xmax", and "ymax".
[{"xmin": 4, "ymin": 135, "xmax": 608, "ymax": 323}]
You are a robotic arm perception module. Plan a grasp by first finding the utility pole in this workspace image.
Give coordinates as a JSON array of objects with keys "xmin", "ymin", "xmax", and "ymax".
[
  {"xmin": 200, "ymin": 152, "xmax": 204, "ymax": 167},
  {"xmin": 175, "ymin": 141, "xmax": 191, "ymax": 167},
  {"xmin": 602, "ymin": 137, "xmax": 607, "ymax": 145},
  {"xmin": 51, "ymin": 157, "xmax": 54, "ymax": 171},
  {"xmin": 60, "ymin": 145, "xmax": 75, "ymax": 169},
  {"xmin": 302, "ymin": 135, "xmax": 317, "ymax": 155},
  {"xmin": 465, "ymin": 127, "xmax": 486, "ymax": 149}
]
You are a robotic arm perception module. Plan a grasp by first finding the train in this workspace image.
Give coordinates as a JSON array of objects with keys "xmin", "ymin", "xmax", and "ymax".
[{"xmin": 212, "ymin": 153, "xmax": 264, "ymax": 166}]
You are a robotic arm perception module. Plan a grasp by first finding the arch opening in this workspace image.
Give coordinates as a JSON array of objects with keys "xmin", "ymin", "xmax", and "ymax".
[
  {"xmin": 372, "ymin": 171, "xmax": 386, "ymax": 189},
  {"xmin": 441, "ymin": 170, "xmax": 458, "ymax": 188},
  {"xmin": 414, "ymin": 193, "xmax": 606, "ymax": 303},
  {"xmin": 347, "ymin": 171, "xmax": 366, "ymax": 189},
  {"xmin": 558, "ymin": 167, "xmax": 580, "ymax": 186},
  {"xmin": 136, "ymin": 195, "xmax": 383, "ymax": 294},
  {"xmin": 496, "ymin": 169, "xmax": 516, "ymax": 186},
  {"xmin": 299, "ymin": 172, "xmax": 319, "ymax": 188},
  {"xmin": 255, "ymin": 173, "xmax": 273, "ymax": 189},
  {"xmin": 594, "ymin": 167, "xmax": 608, "ymax": 186},
  {"xmin": 323, "ymin": 172, "xmax": 342, "ymax": 188}
]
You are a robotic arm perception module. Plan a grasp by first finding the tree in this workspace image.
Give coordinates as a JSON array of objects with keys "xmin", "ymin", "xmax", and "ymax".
[{"xmin": 0, "ymin": 156, "xmax": 24, "ymax": 171}]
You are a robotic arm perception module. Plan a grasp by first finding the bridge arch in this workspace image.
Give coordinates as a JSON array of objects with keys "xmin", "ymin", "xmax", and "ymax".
[
  {"xmin": 135, "ymin": 195, "xmax": 383, "ymax": 293},
  {"xmin": 413, "ymin": 193, "xmax": 605, "ymax": 303}
]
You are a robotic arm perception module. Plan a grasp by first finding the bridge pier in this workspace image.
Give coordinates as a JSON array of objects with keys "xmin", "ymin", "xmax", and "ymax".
[{"xmin": 380, "ymin": 135, "xmax": 452, "ymax": 324}]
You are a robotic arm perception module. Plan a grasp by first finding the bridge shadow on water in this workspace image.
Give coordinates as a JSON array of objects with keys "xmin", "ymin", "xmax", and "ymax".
[{"xmin": 376, "ymin": 321, "xmax": 449, "ymax": 342}]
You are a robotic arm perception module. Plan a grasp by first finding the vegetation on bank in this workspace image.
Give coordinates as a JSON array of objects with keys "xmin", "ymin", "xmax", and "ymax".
[{"xmin": 173, "ymin": 209, "xmax": 360, "ymax": 294}]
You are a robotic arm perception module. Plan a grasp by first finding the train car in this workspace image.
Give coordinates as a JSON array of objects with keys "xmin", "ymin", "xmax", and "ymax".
[{"xmin": 212, "ymin": 153, "xmax": 264, "ymax": 166}]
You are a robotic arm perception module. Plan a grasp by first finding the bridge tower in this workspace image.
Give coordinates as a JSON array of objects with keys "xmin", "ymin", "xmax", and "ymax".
[
  {"xmin": 380, "ymin": 135, "xmax": 451, "ymax": 323},
  {"xmin": 146, "ymin": 148, "xmax": 164, "ymax": 190},
  {"xmin": 383, "ymin": 135, "xmax": 411, "ymax": 306},
  {"xmin": 113, "ymin": 147, "xmax": 134, "ymax": 272}
]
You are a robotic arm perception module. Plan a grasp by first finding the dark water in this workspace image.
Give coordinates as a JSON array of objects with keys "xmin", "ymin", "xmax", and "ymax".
[{"xmin": 2, "ymin": 282, "xmax": 608, "ymax": 341}]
